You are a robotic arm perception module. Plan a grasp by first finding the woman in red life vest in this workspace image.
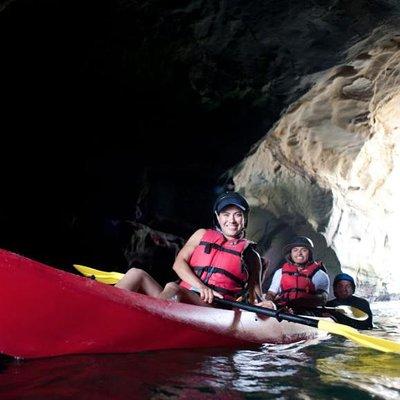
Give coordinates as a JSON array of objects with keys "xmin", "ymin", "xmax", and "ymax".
[
  {"xmin": 115, "ymin": 191, "xmax": 265, "ymax": 307},
  {"xmin": 264, "ymin": 236, "xmax": 330, "ymax": 312}
]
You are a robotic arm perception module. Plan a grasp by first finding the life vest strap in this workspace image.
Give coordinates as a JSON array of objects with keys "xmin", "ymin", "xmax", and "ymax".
[
  {"xmin": 206, "ymin": 283, "xmax": 245, "ymax": 297},
  {"xmin": 281, "ymin": 287, "xmax": 310, "ymax": 294},
  {"xmin": 193, "ymin": 266, "xmax": 246, "ymax": 287},
  {"xmin": 199, "ymin": 241, "xmax": 242, "ymax": 256},
  {"xmin": 282, "ymin": 271, "xmax": 309, "ymax": 278}
]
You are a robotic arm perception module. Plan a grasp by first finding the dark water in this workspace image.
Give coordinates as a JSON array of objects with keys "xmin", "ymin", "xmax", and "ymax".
[{"xmin": 1, "ymin": 302, "xmax": 399, "ymax": 400}]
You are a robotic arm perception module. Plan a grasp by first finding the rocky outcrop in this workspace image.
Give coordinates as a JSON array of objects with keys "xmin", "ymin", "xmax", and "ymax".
[
  {"xmin": 234, "ymin": 25, "xmax": 400, "ymax": 300},
  {"xmin": 123, "ymin": 221, "xmax": 184, "ymax": 285}
]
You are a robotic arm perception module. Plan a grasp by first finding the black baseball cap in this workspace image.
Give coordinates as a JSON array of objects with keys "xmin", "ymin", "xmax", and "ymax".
[{"xmin": 214, "ymin": 192, "xmax": 249, "ymax": 214}]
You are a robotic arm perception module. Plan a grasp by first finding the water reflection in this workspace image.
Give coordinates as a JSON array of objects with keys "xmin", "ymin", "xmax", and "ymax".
[
  {"xmin": 317, "ymin": 347, "xmax": 400, "ymax": 399},
  {"xmin": 315, "ymin": 301, "xmax": 400, "ymax": 400},
  {"xmin": 0, "ymin": 302, "xmax": 399, "ymax": 399}
]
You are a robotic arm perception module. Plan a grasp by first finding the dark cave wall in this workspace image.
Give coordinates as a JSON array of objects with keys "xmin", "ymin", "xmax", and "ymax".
[{"xmin": 0, "ymin": 0, "xmax": 399, "ymax": 269}]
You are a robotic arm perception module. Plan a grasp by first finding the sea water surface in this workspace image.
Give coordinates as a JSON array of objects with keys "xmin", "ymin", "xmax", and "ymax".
[{"xmin": 0, "ymin": 301, "xmax": 399, "ymax": 400}]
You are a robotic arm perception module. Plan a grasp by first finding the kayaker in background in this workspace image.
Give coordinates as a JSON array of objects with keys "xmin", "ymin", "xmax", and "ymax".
[
  {"xmin": 324, "ymin": 273, "xmax": 373, "ymax": 330},
  {"xmin": 262, "ymin": 236, "xmax": 330, "ymax": 313},
  {"xmin": 115, "ymin": 191, "xmax": 270, "ymax": 307}
]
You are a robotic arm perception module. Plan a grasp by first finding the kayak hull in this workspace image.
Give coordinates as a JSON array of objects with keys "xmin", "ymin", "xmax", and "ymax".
[{"xmin": 0, "ymin": 249, "xmax": 322, "ymax": 358}]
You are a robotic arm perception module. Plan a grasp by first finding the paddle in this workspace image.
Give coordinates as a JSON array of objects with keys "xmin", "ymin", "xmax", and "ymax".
[
  {"xmin": 316, "ymin": 305, "xmax": 369, "ymax": 321},
  {"xmin": 73, "ymin": 264, "xmax": 124, "ymax": 284},
  {"xmin": 213, "ymin": 297, "xmax": 400, "ymax": 354}
]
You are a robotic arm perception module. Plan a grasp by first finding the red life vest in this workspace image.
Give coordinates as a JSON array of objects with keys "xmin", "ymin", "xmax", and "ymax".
[
  {"xmin": 279, "ymin": 261, "xmax": 326, "ymax": 304},
  {"xmin": 180, "ymin": 229, "xmax": 252, "ymax": 299}
]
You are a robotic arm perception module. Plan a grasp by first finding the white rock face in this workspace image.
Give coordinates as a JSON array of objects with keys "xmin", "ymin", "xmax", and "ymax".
[{"xmin": 234, "ymin": 27, "xmax": 400, "ymax": 299}]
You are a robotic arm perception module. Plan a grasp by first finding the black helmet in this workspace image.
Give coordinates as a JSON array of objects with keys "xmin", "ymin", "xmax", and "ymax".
[
  {"xmin": 283, "ymin": 235, "xmax": 314, "ymax": 256},
  {"xmin": 213, "ymin": 191, "xmax": 249, "ymax": 228}
]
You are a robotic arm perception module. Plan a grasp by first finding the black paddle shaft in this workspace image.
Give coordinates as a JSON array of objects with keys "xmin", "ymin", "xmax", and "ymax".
[{"xmin": 213, "ymin": 297, "xmax": 319, "ymax": 328}]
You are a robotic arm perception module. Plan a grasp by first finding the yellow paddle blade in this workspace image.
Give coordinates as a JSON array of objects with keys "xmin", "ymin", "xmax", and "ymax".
[
  {"xmin": 318, "ymin": 319, "xmax": 400, "ymax": 353},
  {"xmin": 346, "ymin": 306, "xmax": 369, "ymax": 321},
  {"xmin": 73, "ymin": 264, "xmax": 124, "ymax": 285},
  {"xmin": 329, "ymin": 305, "xmax": 369, "ymax": 321}
]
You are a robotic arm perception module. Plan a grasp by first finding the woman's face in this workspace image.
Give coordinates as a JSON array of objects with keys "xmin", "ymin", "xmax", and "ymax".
[
  {"xmin": 290, "ymin": 246, "xmax": 310, "ymax": 264},
  {"xmin": 217, "ymin": 205, "xmax": 245, "ymax": 239}
]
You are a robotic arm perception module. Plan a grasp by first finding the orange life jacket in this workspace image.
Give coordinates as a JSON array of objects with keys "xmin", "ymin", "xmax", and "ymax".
[
  {"xmin": 279, "ymin": 261, "xmax": 326, "ymax": 304},
  {"xmin": 179, "ymin": 229, "xmax": 252, "ymax": 299}
]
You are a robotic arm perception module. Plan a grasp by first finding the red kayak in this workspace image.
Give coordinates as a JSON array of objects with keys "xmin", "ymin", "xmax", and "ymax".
[{"xmin": 0, "ymin": 248, "xmax": 321, "ymax": 358}]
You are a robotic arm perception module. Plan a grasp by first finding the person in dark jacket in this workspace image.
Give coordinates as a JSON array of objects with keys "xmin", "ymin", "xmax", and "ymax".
[{"xmin": 326, "ymin": 273, "xmax": 373, "ymax": 330}]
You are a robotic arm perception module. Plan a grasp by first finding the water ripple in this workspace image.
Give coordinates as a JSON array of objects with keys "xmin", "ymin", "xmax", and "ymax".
[{"xmin": 0, "ymin": 301, "xmax": 399, "ymax": 399}]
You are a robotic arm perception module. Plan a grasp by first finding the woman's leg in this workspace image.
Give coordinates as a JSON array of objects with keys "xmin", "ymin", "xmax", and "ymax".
[
  {"xmin": 115, "ymin": 268, "xmax": 162, "ymax": 297},
  {"xmin": 158, "ymin": 282, "xmax": 212, "ymax": 307}
]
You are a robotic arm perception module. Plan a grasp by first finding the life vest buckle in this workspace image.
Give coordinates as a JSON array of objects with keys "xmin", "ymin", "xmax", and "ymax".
[{"xmin": 204, "ymin": 243, "xmax": 212, "ymax": 254}]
